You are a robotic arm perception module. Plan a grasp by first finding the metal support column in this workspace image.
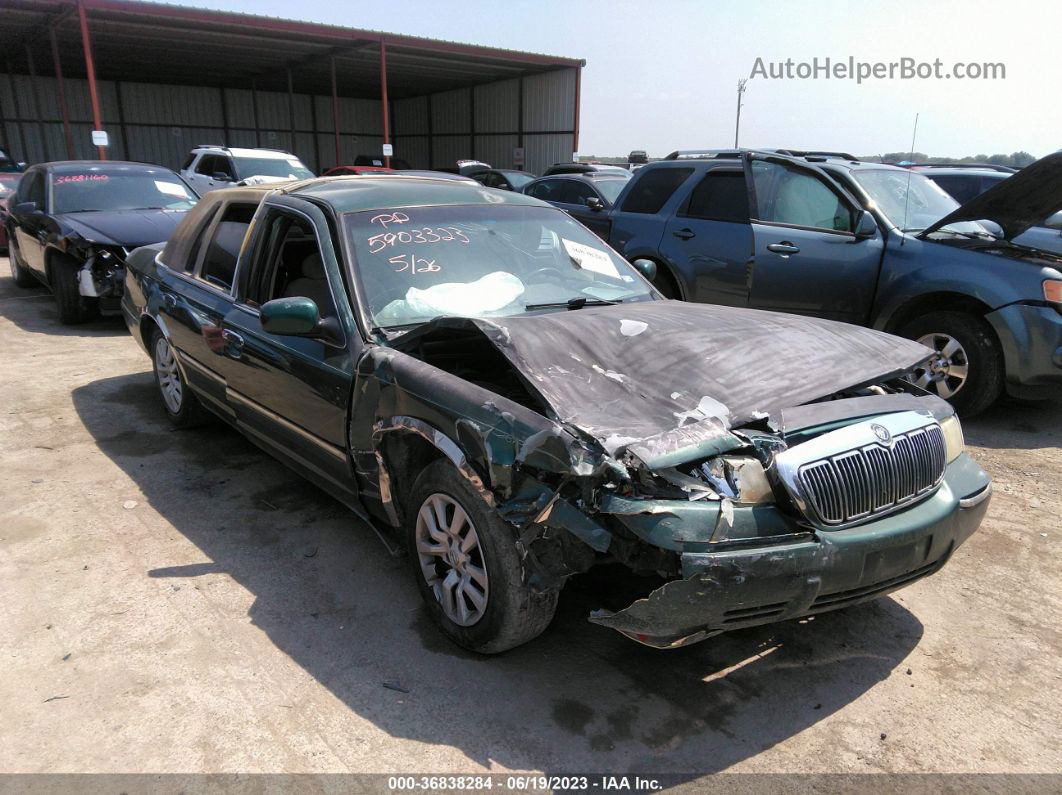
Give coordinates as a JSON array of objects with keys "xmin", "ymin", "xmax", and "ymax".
[
  {"xmin": 380, "ymin": 42, "xmax": 390, "ymax": 168},
  {"xmin": 49, "ymin": 25, "xmax": 75, "ymax": 158},
  {"xmin": 77, "ymin": 0, "xmax": 106, "ymax": 159}
]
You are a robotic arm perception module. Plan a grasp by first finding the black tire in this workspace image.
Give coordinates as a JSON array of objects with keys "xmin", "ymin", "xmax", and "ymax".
[
  {"xmin": 150, "ymin": 328, "xmax": 211, "ymax": 428},
  {"xmin": 8, "ymin": 240, "xmax": 37, "ymax": 287},
  {"xmin": 49, "ymin": 254, "xmax": 98, "ymax": 324},
  {"xmin": 405, "ymin": 459, "xmax": 559, "ymax": 653},
  {"xmin": 900, "ymin": 311, "xmax": 1004, "ymax": 417}
]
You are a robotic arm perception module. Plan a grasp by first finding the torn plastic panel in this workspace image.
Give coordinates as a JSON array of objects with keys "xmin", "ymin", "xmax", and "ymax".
[{"xmin": 75, "ymin": 247, "xmax": 127, "ymax": 298}]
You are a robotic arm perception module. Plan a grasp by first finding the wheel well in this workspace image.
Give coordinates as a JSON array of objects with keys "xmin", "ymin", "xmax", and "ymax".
[
  {"xmin": 378, "ymin": 431, "xmax": 445, "ymax": 525},
  {"xmin": 44, "ymin": 247, "xmax": 77, "ymax": 286},
  {"xmin": 139, "ymin": 315, "xmax": 161, "ymax": 351},
  {"xmin": 883, "ymin": 292, "xmax": 993, "ymax": 334},
  {"xmin": 643, "ymin": 256, "xmax": 684, "ymax": 300}
]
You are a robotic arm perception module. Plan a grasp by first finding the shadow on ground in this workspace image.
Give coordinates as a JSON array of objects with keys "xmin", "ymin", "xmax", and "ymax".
[
  {"xmin": 963, "ymin": 396, "xmax": 1062, "ymax": 451},
  {"xmin": 0, "ymin": 273, "xmax": 127, "ymax": 337},
  {"xmin": 73, "ymin": 371, "xmax": 927, "ymax": 774}
]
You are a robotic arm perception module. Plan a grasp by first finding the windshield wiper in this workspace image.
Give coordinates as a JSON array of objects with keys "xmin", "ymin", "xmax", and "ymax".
[{"xmin": 524, "ymin": 297, "xmax": 621, "ymax": 311}]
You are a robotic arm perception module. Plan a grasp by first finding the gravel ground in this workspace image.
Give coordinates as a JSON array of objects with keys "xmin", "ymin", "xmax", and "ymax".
[{"xmin": 1, "ymin": 262, "xmax": 1059, "ymax": 780}]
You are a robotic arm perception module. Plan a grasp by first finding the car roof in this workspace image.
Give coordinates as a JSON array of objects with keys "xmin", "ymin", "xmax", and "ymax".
[
  {"xmin": 41, "ymin": 160, "xmax": 179, "ymax": 173},
  {"xmin": 193, "ymin": 146, "xmax": 295, "ymax": 159},
  {"xmin": 283, "ymin": 174, "xmax": 548, "ymax": 213},
  {"xmin": 533, "ymin": 172, "xmax": 626, "ymax": 182},
  {"xmin": 915, "ymin": 167, "xmax": 1011, "ymax": 177}
]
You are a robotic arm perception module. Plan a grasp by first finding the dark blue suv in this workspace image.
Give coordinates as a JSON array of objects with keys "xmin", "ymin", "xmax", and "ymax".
[{"xmin": 600, "ymin": 150, "xmax": 1062, "ymax": 415}]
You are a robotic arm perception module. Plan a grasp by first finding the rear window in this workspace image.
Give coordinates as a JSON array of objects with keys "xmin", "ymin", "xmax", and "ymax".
[
  {"xmin": 620, "ymin": 167, "xmax": 693, "ymax": 214},
  {"xmin": 683, "ymin": 170, "xmax": 750, "ymax": 223}
]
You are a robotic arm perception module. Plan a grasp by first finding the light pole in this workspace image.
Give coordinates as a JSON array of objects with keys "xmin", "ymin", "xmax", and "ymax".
[{"xmin": 734, "ymin": 78, "xmax": 748, "ymax": 148}]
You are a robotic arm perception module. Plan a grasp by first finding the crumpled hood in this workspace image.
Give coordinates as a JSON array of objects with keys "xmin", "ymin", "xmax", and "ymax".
[
  {"xmin": 59, "ymin": 208, "xmax": 189, "ymax": 248},
  {"xmin": 921, "ymin": 151, "xmax": 1062, "ymax": 240},
  {"xmin": 394, "ymin": 300, "xmax": 933, "ymax": 457}
]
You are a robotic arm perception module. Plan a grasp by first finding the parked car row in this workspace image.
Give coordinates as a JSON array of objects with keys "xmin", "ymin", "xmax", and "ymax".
[
  {"xmin": 4, "ymin": 146, "xmax": 1032, "ymax": 655},
  {"xmin": 524, "ymin": 149, "xmax": 1062, "ymax": 416}
]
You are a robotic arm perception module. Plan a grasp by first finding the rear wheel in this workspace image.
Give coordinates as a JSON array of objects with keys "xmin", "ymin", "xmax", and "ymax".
[
  {"xmin": 49, "ymin": 255, "xmax": 98, "ymax": 324},
  {"xmin": 406, "ymin": 459, "xmax": 558, "ymax": 653},
  {"xmin": 900, "ymin": 311, "xmax": 1003, "ymax": 417},
  {"xmin": 8, "ymin": 240, "xmax": 37, "ymax": 287},
  {"xmin": 151, "ymin": 329, "xmax": 210, "ymax": 428}
]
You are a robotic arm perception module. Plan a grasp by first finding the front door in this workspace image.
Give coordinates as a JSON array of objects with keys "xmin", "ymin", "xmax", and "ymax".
[
  {"xmin": 221, "ymin": 203, "xmax": 359, "ymax": 502},
  {"xmin": 12, "ymin": 168, "xmax": 48, "ymax": 275},
  {"xmin": 746, "ymin": 156, "xmax": 884, "ymax": 324}
]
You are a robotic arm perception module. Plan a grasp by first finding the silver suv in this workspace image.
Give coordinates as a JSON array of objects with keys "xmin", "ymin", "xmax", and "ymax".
[{"xmin": 179, "ymin": 145, "xmax": 313, "ymax": 195}]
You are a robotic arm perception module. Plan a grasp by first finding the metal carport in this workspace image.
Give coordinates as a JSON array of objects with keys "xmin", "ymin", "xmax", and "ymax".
[{"xmin": 0, "ymin": 0, "xmax": 584, "ymax": 175}]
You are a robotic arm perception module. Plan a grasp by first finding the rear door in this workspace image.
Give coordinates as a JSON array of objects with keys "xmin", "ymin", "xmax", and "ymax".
[
  {"xmin": 156, "ymin": 199, "xmax": 258, "ymax": 419},
  {"xmin": 747, "ymin": 156, "xmax": 883, "ymax": 324},
  {"xmin": 221, "ymin": 201, "xmax": 359, "ymax": 502},
  {"xmin": 657, "ymin": 166, "xmax": 753, "ymax": 306}
]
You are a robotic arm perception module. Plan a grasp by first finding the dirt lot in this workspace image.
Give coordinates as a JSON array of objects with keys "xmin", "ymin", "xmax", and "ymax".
[{"xmin": 1, "ymin": 262, "xmax": 1059, "ymax": 779}]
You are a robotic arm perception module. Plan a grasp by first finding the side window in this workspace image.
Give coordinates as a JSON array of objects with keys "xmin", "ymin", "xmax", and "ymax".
[
  {"xmin": 250, "ymin": 209, "xmax": 335, "ymax": 319},
  {"xmin": 197, "ymin": 203, "xmax": 257, "ymax": 291},
  {"xmin": 21, "ymin": 171, "xmax": 45, "ymax": 206},
  {"xmin": 216, "ymin": 157, "xmax": 236, "ymax": 181},
  {"xmin": 620, "ymin": 167, "xmax": 694, "ymax": 214},
  {"xmin": 929, "ymin": 175, "xmax": 979, "ymax": 204},
  {"xmin": 751, "ymin": 161, "xmax": 854, "ymax": 232},
  {"xmin": 182, "ymin": 205, "xmax": 220, "ymax": 273},
  {"xmin": 683, "ymin": 170, "xmax": 750, "ymax": 223},
  {"xmin": 527, "ymin": 180, "xmax": 558, "ymax": 201},
  {"xmin": 194, "ymin": 155, "xmax": 215, "ymax": 175},
  {"xmin": 180, "ymin": 153, "xmax": 196, "ymax": 171},
  {"xmin": 566, "ymin": 181, "xmax": 596, "ymax": 206}
]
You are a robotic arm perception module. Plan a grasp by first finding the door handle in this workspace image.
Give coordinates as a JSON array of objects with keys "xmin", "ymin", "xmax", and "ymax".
[
  {"xmin": 162, "ymin": 293, "xmax": 177, "ymax": 309},
  {"xmin": 672, "ymin": 228, "xmax": 696, "ymax": 240},
  {"xmin": 221, "ymin": 329, "xmax": 244, "ymax": 356},
  {"xmin": 767, "ymin": 242, "xmax": 800, "ymax": 255}
]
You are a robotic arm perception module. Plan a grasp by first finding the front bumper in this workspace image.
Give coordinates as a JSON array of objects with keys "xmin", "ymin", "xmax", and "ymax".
[
  {"xmin": 590, "ymin": 454, "xmax": 991, "ymax": 648},
  {"xmin": 987, "ymin": 303, "xmax": 1062, "ymax": 400}
]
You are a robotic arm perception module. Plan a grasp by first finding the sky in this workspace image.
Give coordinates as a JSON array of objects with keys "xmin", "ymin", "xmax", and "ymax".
[{"xmin": 173, "ymin": 0, "xmax": 1059, "ymax": 159}]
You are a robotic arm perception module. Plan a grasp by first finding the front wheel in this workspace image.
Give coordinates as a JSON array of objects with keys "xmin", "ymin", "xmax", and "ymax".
[
  {"xmin": 406, "ymin": 459, "xmax": 559, "ymax": 653},
  {"xmin": 50, "ymin": 255, "xmax": 98, "ymax": 324},
  {"xmin": 900, "ymin": 311, "xmax": 1004, "ymax": 417}
]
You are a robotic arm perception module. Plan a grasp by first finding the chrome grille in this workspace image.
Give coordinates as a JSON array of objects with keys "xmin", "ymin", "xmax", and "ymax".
[{"xmin": 797, "ymin": 423, "xmax": 946, "ymax": 526}]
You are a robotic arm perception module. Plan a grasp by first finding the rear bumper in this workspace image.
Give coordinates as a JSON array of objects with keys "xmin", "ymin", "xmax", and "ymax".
[
  {"xmin": 590, "ymin": 454, "xmax": 991, "ymax": 648},
  {"xmin": 987, "ymin": 303, "xmax": 1062, "ymax": 400}
]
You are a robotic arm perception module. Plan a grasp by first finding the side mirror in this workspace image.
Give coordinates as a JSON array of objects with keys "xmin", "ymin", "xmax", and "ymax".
[
  {"xmin": 260, "ymin": 296, "xmax": 320, "ymax": 336},
  {"xmin": 212, "ymin": 172, "xmax": 232, "ymax": 182},
  {"xmin": 854, "ymin": 210, "xmax": 878, "ymax": 239},
  {"xmin": 631, "ymin": 258, "xmax": 657, "ymax": 282},
  {"xmin": 13, "ymin": 201, "xmax": 39, "ymax": 215},
  {"xmin": 586, "ymin": 196, "xmax": 605, "ymax": 211}
]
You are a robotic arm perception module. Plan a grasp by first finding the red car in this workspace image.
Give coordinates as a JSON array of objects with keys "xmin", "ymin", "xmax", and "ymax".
[
  {"xmin": 0, "ymin": 172, "xmax": 22, "ymax": 253},
  {"xmin": 320, "ymin": 165, "xmax": 395, "ymax": 176}
]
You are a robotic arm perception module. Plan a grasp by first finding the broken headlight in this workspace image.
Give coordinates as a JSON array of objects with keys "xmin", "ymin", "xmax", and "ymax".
[
  {"xmin": 940, "ymin": 414, "xmax": 964, "ymax": 463},
  {"xmin": 699, "ymin": 455, "xmax": 774, "ymax": 505}
]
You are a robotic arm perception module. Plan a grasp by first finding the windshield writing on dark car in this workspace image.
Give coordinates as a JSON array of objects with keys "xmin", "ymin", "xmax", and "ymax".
[
  {"xmin": 52, "ymin": 170, "xmax": 198, "ymax": 214},
  {"xmin": 344, "ymin": 204, "xmax": 655, "ymax": 328}
]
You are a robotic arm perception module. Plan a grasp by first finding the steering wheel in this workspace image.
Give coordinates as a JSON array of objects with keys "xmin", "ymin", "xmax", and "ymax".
[{"xmin": 525, "ymin": 266, "xmax": 567, "ymax": 285}]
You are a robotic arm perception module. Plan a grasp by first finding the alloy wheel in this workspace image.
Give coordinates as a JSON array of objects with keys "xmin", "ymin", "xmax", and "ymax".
[
  {"xmin": 154, "ymin": 336, "xmax": 183, "ymax": 413},
  {"xmin": 912, "ymin": 332, "xmax": 969, "ymax": 399},
  {"xmin": 415, "ymin": 493, "xmax": 489, "ymax": 627}
]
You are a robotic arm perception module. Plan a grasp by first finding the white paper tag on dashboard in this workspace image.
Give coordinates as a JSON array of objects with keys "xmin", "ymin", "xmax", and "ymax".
[{"xmin": 562, "ymin": 238, "xmax": 620, "ymax": 278}]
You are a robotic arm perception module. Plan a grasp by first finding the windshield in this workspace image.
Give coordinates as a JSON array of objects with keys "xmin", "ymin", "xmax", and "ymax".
[
  {"xmin": 851, "ymin": 169, "xmax": 987, "ymax": 235},
  {"xmin": 233, "ymin": 156, "xmax": 313, "ymax": 180},
  {"xmin": 52, "ymin": 168, "xmax": 198, "ymax": 213},
  {"xmin": 503, "ymin": 172, "xmax": 535, "ymax": 189},
  {"xmin": 344, "ymin": 204, "xmax": 656, "ymax": 328},
  {"xmin": 595, "ymin": 180, "xmax": 626, "ymax": 204}
]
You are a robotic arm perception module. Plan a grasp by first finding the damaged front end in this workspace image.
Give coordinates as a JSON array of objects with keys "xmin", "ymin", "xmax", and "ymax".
[
  {"xmin": 354, "ymin": 304, "xmax": 992, "ymax": 649},
  {"xmin": 72, "ymin": 245, "xmax": 128, "ymax": 306}
]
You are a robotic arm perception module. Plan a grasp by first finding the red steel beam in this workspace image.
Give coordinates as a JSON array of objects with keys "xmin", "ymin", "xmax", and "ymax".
[
  {"xmin": 49, "ymin": 25, "xmax": 76, "ymax": 158},
  {"xmin": 380, "ymin": 41, "xmax": 390, "ymax": 168},
  {"xmin": 79, "ymin": 0, "xmax": 585, "ymax": 68},
  {"xmin": 77, "ymin": 0, "xmax": 107, "ymax": 159},
  {"xmin": 330, "ymin": 54, "xmax": 340, "ymax": 167}
]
